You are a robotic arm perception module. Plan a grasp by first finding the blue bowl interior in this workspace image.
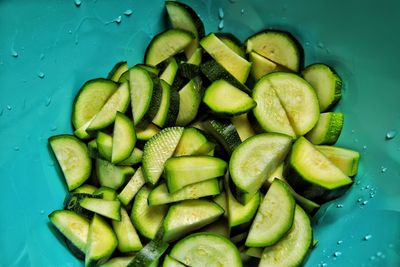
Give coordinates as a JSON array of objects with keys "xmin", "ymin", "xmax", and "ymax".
[{"xmin": 1, "ymin": 0, "xmax": 399, "ymax": 266}]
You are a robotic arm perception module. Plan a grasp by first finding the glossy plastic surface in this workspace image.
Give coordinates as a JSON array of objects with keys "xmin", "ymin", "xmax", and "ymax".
[{"xmin": 0, "ymin": 0, "xmax": 399, "ymax": 266}]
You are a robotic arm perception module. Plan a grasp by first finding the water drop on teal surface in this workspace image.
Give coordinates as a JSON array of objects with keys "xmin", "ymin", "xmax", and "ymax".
[
  {"xmin": 6, "ymin": 105, "xmax": 12, "ymax": 111},
  {"xmin": 362, "ymin": 200, "xmax": 368, "ymax": 205},
  {"xmin": 336, "ymin": 204, "xmax": 343, "ymax": 208},
  {"xmin": 40, "ymin": 53, "xmax": 45, "ymax": 60},
  {"xmin": 363, "ymin": 234, "xmax": 372, "ymax": 241},
  {"xmin": 14, "ymin": 146, "xmax": 20, "ymax": 151},
  {"xmin": 124, "ymin": 9, "xmax": 133, "ymax": 16},
  {"xmin": 370, "ymin": 256, "xmax": 376, "ymax": 260},
  {"xmin": 218, "ymin": 20, "xmax": 224, "ymax": 30},
  {"xmin": 357, "ymin": 198, "xmax": 362, "ymax": 203},
  {"xmin": 317, "ymin": 42, "xmax": 324, "ymax": 48},
  {"xmin": 333, "ymin": 251, "xmax": 342, "ymax": 257},
  {"xmin": 45, "ymin": 97, "xmax": 52, "ymax": 107},
  {"xmin": 218, "ymin": 8, "xmax": 224, "ymax": 19},
  {"xmin": 381, "ymin": 166, "xmax": 387, "ymax": 173},
  {"xmin": 11, "ymin": 50, "xmax": 18, "ymax": 58},
  {"xmin": 74, "ymin": 0, "xmax": 81, "ymax": 7},
  {"xmin": 240, "ymin": 9, "xmax": 244, "ymax": 15},
  {"xmin": 337, "ymin": 240, "xmax": 343, "ymax": 245},
  {"xmin": 38, "ymin": 71, "xmax": 45, "ymax": 79},
  {"xmin": 385, "ymin": 129, "xmax": 397, "ymax": 140},
  {"xmin": 115, "ymin": 16, "xmax": 122, "ymax": 24}
]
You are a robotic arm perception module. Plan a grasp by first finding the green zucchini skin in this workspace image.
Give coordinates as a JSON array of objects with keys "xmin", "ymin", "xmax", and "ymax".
[{"xmin": 63, "ymin": 193, "xmax": 101, "ymax": 220}]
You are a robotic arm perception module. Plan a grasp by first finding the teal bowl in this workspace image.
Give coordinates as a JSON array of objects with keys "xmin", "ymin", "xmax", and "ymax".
[{"xmin": 1, "ymin": 0, "xmax": 399, "ymax": 266}]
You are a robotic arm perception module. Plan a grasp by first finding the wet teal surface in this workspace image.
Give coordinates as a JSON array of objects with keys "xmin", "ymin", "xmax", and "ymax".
[{"xmin": 0, "ymin": 0, "xmax": 399, "ymax": 266}]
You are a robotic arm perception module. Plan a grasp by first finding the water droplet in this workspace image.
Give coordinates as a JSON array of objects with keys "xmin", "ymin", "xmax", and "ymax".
[
  {"xmin": 376, "ymin": 251, "xmax": 383, "ymax": 257},
  {"xmin": 305, "ymin": 41, "xmax": 310, "ymax": 46},
  {"xmin": 115, "ymin": 16, "xmax": 122, "ymax": 24},
  {"xmin": 317, "ymin": 42, "xmax": 324, "ymax": 48},
  {"xmin": 381, "ymin": 166, "xmax": 387, "ymax": 173},
  {"xmin": 354, "ymin": 138, "xmax": 359, "ymax": 143},
  {"xmin": 337, "ymin": 240, "xmax": 343, "ymax": 245},
  {"xmin": 333, "ymin": 251, "xmax": 342, "ymax": 257},
  {"xmin": 74, "ymin": 0, "xmax": 81, "ymax": 7},
  {"xmin": 7, "ymin": 105, "xmax": 12, "ymax": 111},
  {"xmin": 366, "ymin": 185, "xmax": 370, "ymax": 189},
  {"xmin": 38, "ymin": 71, "xmax": 45, "ymax": 79},
  {"xmin": 45, "ymin": 97, "xmax": 52, "ymax": 107},
  {"xmin": 40, "ymin": 210, "xmax": 44, "ymax": 214},
  {"xmin": 336, "ymin": 204, "xmax": 344, "ymax": 208},
  {"xmin": 362, "ymin": 200, "xmax": 368, "ymax": 205},
  {"xmin": 385, "ymin": 129, "xmax": 397, "ymax": 140},
  {"xmin": 51, "ymin": 126, "xmax": 57, "ymax": 131},
  {"xmin": 351, "ymin": 129, "xmax": 355, "ymax": 134},
  {"xmin": 14, "ymin": 146, "xmax": 20, "ymax": 151},
  {"xmin": 240, "ymin": 9, "xmax": 245, "ymax": 15},
  {"xmin": 124, "ymin": 9, "xmax": 133, "ymax": 16},
  {"xmin": 357, "ymin": 198, "xmax": 363, "ymax": 203},
  {"xmin": 388, "ymin": 243, "xmax": 394, "ymax": 248},
  {"xmin": 218, "ymin": 20, "xmax": 224, "ymax": 30},
  {"xmin": 363, "ymin": 234, "xmax": 372, "ymax": 241},
  {"xmin": 218, "ymin": 8, "xmax": 224, "ymax": 19},
  {"xmin": 356, "ymin": 180, "xmax": 361, "ymax": 185},
  {"xmin": 369, "ymin": 194, "xmax": 375, "ymax": 198},
  {"xmin": 370, "ymin": 256, "xmax": 376, "ymax": 261},
  {"xmin": 68, "ymin": 29, "xmax": 72, "ymax": 34},
  {"xmin": 40, "ymin": 53, "xmax": 45, "ymax": 60},
  {"xmin": 11, "ymin": 49, "xmax": 18, "ymax": 58},
  {"xmin": 363, "ymin": 145, "xmax": 368, "ymax": 150}
]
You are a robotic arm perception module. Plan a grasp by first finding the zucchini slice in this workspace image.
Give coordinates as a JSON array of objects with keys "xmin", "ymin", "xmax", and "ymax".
[
  {"xmin": 111, "ymin": 112, "xmax": 136, "ymax": 164},
  {"xmin": 203, "ymin": 80, "xmax": 256, "ymax": 116},
  {"xmin": 200, "ymin": 59, "xmax": 251, "ymax": 94},
  {"xmin": 131, "ymin": 186, "xmax": 168, "ymax": 239},
  {"xmin": 187, "ymin": 47, "xmax": 203, "ymax": 65},
  {"xmin": 96, "ymin": 158, "xmax": 132, "ymax": 190},
  {"xmin": 93, "ymin": 187, "xmax": 117, "ymax": 201},
  {"xmin": 216, "ymin": 32, "xmax": 245, "ymax": 58},
  {"xmin": 136, "ymin": 123, "xmax": 160, "ymax": 141},
  {"xmin": 74, "ymin": 184, "xmax": 98, "ymax": 194},
  {"xmin": 160, "ymin": 58, "xmax": 179, "ymax": 85},
  {"xmin": 175, "ymin": 78, "xmax": 202, "ymax": 126},
  {"xmin": 117, "ymin": 147, "xmax": 143, "ymax": 166},
  {"xmin": 129, "ymin": 240, "xmax": 169, "ymax": 267},
  {"xmin": 288, "ymin": 137, "xmax": 353, "ymax": 202},
  {"xmin": 49, "ymin": 135, "xmax": 92, "ymax": 191},
  {"xmin": 305, "ymin": 112, "xmax": 344, "ymax": 145},
  {"xmin": 163, "ymin": 255, "xmax": 186, "ymax": 267},
  {"xmin": 249, "ymin": 51, "xmax": 286, "ymax": 81},
  {"xmin": 145, "ymin": 29, "xmax": 195, "ymax": 66},
  {"xmin": 202, "ymin": 118, "xmax": 242, "ymax": 155},
  {"xmin": 117, "ymin": 167, "xmax": 146, "ymax": 206},
  {"xmin": 165, "ymin": 156, "xmax": 227, "ymax": 193},
  {"xmin": 229, "ymin": 133, "xmax": 292, "ymax": 198},
  {"xmin": 108, "ymin": 61, "xmax": 129, "ymax": 82},
  {"xmin": 63, "ymin": 193, "xmax": 100, "ymax": 219},
  {"xmin": 259, "ymin": 205, "xmax": 312, "ymax": 267},
  {"xmin": 301, "ymin": 63, "xmax": 342, "ymax": 112},
  {"xmin": 112, "ymin": 207, "xmax": 142, "ymax": 252},
  {"xmin": 87, "ymin": 82, "xmax": 131, "ymax": 131},
  {"xmin": 174, "ymin": 127, "xmax": 211, "ymax": 156},
  {"xmin": 316, "ymin": 145, "xmax": 360, "ymax": 177},
  {"xmin": 231, "ymin": 114, "xmax": 256, "ymax": 141},
  {"xmin": 162, "ymin": 199, "xmax": 224, "ymax": 242},
  {"xmin": 152, "ymin": 80, "xmax": 180, "ymax": 127},
  {"xmin": 253, "ymin": 72, "xmax": 320, "ymax": 136},
  {"xmin": 129, "ymin": 66, "xmax": 155, "ymax": 126},
  {"xmin": 96, "ymin": 132, "xmax": 113, "ymax": 161},
  {"xmin": 79, "ymin": 197, "xmax": 121, "ymax": 221},
  {"xmin": 246, "ymin": 30, "xmax": 302, "ymax": 72},
  {"xmin": 246, "ymin": 179, "xmax": 295, "ymax": 247},
  {"xmin": 148, "ymin": 179, "xmax": 220, "ymax": 206},
  {"xmin": 200, "ymin": 33, "xmax": 251, "ymax": 83},
  {"xmin": 85, "ymin": 215, "xmax": 118, "ymax": 267},
  {"xmin": 165, "ymin": 0, "xmax": 205, "ymax": 58},
  {"xmin": 142, "ymin": 127, "xmax": 184, "ymax": 185},
  {"xmin": 72, "ymin": 78, "xmax": 118, "ymax": 130},
  {"xmin": 170, "ymin": 233, "xmax": 242, "ymax": 267},
  {"xmin": 48, "ymin": 210, "xmax": 89, "ymax": 257},
  {"xmin": 101, "ymin": 256, "xmax": 135, "ymax": 267}
]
